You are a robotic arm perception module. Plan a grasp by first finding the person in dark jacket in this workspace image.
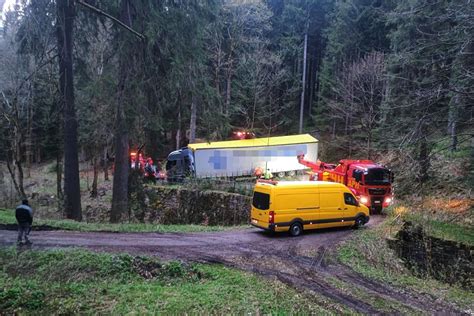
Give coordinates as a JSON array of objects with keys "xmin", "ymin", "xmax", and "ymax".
[{"xmin": 15, "ymin": 199, "xmax": 33, "ymax": 245}]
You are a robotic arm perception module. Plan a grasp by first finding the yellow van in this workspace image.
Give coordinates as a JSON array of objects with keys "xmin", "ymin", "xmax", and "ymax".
[{"xmin": 250, "ymin": 181, "xmax": 370, "ymax": 236}]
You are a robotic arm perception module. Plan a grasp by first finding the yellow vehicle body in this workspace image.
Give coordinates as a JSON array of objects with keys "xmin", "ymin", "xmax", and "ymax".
[{"xmin": 250, "ymin": 181, "xmax": 370, "ymax": 236}]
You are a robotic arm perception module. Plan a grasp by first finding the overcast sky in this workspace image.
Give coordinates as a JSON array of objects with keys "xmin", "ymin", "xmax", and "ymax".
[
  {"xmin": 2, "ymin": 0, "xmax": 16, "ymax": 11},
  {"xmin": 1, "ymin": 0, "xmax": 16, "ymax": 26},
  {"xmin": 1, "ymin": 0, "xmax": 16, "ymax": 15}
]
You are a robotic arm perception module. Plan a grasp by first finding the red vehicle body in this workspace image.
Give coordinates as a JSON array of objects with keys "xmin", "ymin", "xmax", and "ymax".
[
  {"xmin": 130, "ymin": 152, "xmax": 166, "ymax": 181},
  {"xmin": 297, "ymin": 156, "xmax": 393, "ymax": 213}
]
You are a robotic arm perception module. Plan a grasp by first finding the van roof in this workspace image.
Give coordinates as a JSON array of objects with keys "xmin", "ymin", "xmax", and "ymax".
[{"xmin": 256, "ymin": 181, "xmax": 345, "ymax": 190}]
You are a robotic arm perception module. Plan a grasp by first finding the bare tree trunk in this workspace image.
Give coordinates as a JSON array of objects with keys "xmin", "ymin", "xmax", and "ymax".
[
  {"xmin": 214, "ymin": 43, "xmax": 222, "ymax": 108},
  {"xmin": 6, "ymin": 159, "xmax": 26, "ymax": 200},
  {"xmin": 418, "ymin": 127, "xmax": 430, "ymax": 187},
  {"xmin": 251, "ymin": 86, "xmax": 258, "ymax": 129},
  {"xmin": 26, "ymin": 101, "xmax": 32, "ymax": 178},
  {"xmin": 103, "ymin": 147, "xmax": 109, "ymax": 181},
  {"xmin": 332, "ymin": 120, "xmax": 336, "ymax": 140},
  {"xmin": 16, "ymin": 160, "xmax": 26, "ymax": 199},
  {"xmin": 56, "ymin": 153, "xmax": 63, "ymax": 212},
  {"xmin": 344, "ymin": 113, "xmax": 350, "ymax": 135},
  {"xmin": 57, "ymin": 0, "xmax": 82, "ymax": 221},
  {"xmin": 299, "ymin": 31, "xmax": 308, "ymax": 134},
  {"xmin": 110, "ymin": 121, "xmax": 129, "ymax": 222},
  {"xmin": 189, "ymin": 94, "xmax": 197, "ymax": 143},
  {"xmin": 469, "ymin": 136, "xmax": 474, "ymax": 189},
  {"xmin": 110, "ymin": 0, "xmax": 133, "ymax": 223},
  {"xmin": 176, "ymin": 103, "xmax": 182, "ymax": 150},
  {"xmin": 367, "ymin": 130, "xmax": 372, "ymax": 160},
  {"xmin": 224, "ymin": 34, "xmax": 234, "ymax": 116},
  {"xmin": 308, "ymin": 55, "xmax": 314, "ymax": 115},
  {"xmin": 447, "ymin": 94, "xmax": 459, "ymax": 152},
  {"xmin": 36, "ymin": 147, "xmax": 41, "ymax": 164},
  {"xmin": 91, "ymin": 156, "xmax": 99, "ymax": 198},
  {"xmin": 225, "ymin": 70, "xmax": 232, "ymax": 115}
]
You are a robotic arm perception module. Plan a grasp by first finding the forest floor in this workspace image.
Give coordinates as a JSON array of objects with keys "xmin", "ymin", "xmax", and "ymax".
[{"xmin": 1, "ymin": 214, "xmax": 472, "ymax": 314}]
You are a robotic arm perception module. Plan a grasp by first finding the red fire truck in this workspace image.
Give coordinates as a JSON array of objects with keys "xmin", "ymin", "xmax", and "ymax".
[{"xmin": 297, "ymin": 156, "xmax": 393, "ymax": 213}]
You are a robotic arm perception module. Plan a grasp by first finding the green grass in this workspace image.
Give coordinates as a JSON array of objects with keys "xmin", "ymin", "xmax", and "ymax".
[
  {"xmin": 337, "ymin": 215, "xmax": 474, "ymax": 310},
  {"xmin": 431, "ymin": 137, "xmax": 472, "ymax": 159},
  {"xmin": 0, "ymin": 208, "xmax": 249, "ymax": 233},
  {"xmin": 401, "ymin": 211, "xmax": 474, "ymax": 246},
  {"xmin": 0, "ymin": 248, "xmax": 329, "ymax": 314}
]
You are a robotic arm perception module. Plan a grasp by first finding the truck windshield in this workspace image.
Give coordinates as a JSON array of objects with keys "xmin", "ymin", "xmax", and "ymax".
[
  {"xmin": 166, "ymin": 160, "xmax": 177, "ymax": 171},
  {"xmin": 365, "ymin": 168, "xmax": 391, "ymax": 185}
]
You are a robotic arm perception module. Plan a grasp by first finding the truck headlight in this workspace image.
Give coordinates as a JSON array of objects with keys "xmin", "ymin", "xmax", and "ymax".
[{"xmin": 360, "ymin": 196, "xmax": 369, "ymax": 205}]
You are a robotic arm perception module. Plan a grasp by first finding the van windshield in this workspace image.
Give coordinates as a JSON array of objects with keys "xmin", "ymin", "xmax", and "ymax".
[{"xmin": 252, "ymin": 192, "xmax": 270, "ymax": 210}]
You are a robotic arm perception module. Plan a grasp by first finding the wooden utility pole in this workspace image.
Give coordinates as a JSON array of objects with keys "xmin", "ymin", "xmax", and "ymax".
[
  {"xmin": 57, "ymin": 0, "xmax": 82, "ymax": 221},
  {"xmin": 189, "ymin": 94, "xmax": 197, "ymax": 143},
  {"xmin": 299, "ymin": 29, "xmax": 308, "ymax": 134}
]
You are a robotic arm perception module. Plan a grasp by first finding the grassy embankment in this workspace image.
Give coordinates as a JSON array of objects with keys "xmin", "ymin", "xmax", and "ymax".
[
  {"xmin": 0, "ymin": 248, "xmax": 330, "ymax": 314},
  {"xmin": 337, "ymin": 199, "xmax": 474, "ymax": 311},
  {"xmin": 0, "ymin": 209, "xmax": 248, "ymax": 233}
]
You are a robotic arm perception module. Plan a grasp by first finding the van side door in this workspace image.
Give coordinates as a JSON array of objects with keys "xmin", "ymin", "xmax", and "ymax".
[
  {"xmin": 319, "ymin": 190, "xmax": 344, "ymax": 228},
  {"xmin": 296, "ymin": 191, "xmax": 319, "ymax": 230},
  {"xmin": 274, "ymin": 191, "xmax": 319, "ymax": 230}
]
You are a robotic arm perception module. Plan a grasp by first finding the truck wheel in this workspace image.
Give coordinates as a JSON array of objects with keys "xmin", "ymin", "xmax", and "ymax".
[
  {"xmin": 287, "ymin": 170, "xmax": 296, "ymax": 177},
  {"xmin": 277, "ymin": 171, "xmax": 285, "ymax": 178},
  {"xmin": 353, "ymin": 216, "xmax": 365, "ymax": 229},
  {"xmin": 289, "ymin": 222, "xmax": 303, "ymax": 237}
]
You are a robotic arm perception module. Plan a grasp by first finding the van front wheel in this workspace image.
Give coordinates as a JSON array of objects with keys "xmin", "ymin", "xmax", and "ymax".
[
  {"xmin": 289, "ymin": 222, "xmax": 303, "ymax": 237},
  {"xmin": 353, "ymin": 216, "xmax": 365, "ymax": 229}
]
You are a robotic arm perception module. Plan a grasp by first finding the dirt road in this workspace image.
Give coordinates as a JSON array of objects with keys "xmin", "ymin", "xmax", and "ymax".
[{"xmin": 0, "ymin": 216, "xmax": 465, "ymax": 314}]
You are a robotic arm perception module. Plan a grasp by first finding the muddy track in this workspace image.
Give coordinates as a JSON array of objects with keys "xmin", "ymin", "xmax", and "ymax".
[{"xmin": 0, "ymin": 216, "xmax": 465, "ymax": 314}]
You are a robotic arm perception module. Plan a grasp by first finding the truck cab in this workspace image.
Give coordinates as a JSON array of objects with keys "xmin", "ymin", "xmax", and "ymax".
[
  {"xmin": 166, "ymin": 148, "xmax": 195, "ymax": 181},
  {"xmin": 350, "ymin": 165, "xmax": 393, "ymax": 212}
]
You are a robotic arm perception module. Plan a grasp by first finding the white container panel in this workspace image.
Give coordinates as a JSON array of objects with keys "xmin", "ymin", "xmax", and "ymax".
[{"xmin": 194, "ymin": 142, "xmax": 318, "ymax": 177}]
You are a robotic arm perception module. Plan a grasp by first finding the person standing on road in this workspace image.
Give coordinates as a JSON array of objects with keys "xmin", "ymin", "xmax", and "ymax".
[{"xmin": 15, "ymin": 199, "xmax": 33, "ymax": 245}]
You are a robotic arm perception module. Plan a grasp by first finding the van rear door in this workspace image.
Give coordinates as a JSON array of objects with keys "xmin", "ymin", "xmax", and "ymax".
[{"xmin": 251, "ymin": 190, "xmax": 271, "ymax": 228}]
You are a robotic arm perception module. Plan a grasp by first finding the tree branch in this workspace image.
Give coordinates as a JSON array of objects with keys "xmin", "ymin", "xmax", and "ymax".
[{"xmin": 76, "ymin": 0, "xmax": 145, "ymax": 41}]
